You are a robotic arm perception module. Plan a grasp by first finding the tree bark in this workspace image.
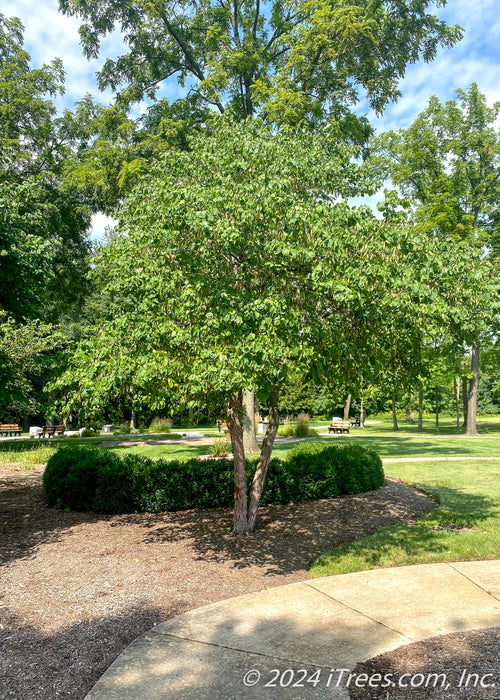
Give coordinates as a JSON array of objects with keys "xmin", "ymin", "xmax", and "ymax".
[
  {"xmin": 410, "ymin": 393, "xmax": 415, "ymax": 423},
  {"xmin": 343, "ymin": 394, "xmax": 352, "ymax": 421},
  {"xmin": 359, "ymin": 397, "xmax": 365, "ymax": 428},
  {"xmin": 455, "ymin": 376, "xmax": 461, "ymax": 433},
  {"xmin": 391, "ymin": 392, "xmax": 399, "ymax": 431},
  {"xmin": 226, "ymin": 390, "xmax": 249, "ymax": 533},
  {"xmin": 130, "ymin": 408, "xmax": 137, "ymax": 430},
  {"xmin": 466, "ymin": 344, "xmax": 480, "ymax": 437},
  {"xmin": 462, "ymin": 376, "xmax": 468, "ymax": 427},
  {"xmin": 418, "ymin": 382, "xmax": 423, "ymax": 432},
  {"xmin": 242, "ymin": 390, "xmax": 259, "ymax": 453},
  {"xmin": 435, "ymin": 388, "xmax": 439, "ymax": 433},
  {"xmin": 247, "ymin": 386, "xmax": 280, "ymax": 532}
]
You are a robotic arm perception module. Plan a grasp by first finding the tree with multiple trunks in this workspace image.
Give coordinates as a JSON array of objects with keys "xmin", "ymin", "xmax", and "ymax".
[{"xmin": 57, "ymin": 118, "xmax": 468, "ymax": 533}]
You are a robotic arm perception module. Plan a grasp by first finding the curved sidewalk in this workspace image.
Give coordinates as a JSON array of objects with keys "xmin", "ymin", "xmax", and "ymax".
[{"xmin": 85, "ymin": 560, "xmax": 500, "ymax": 699}]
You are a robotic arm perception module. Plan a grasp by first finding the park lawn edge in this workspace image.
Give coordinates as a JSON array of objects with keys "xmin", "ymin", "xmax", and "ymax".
[{"xmin": 310, "ymin": 462, "xmax": 500, "ymax": 577}]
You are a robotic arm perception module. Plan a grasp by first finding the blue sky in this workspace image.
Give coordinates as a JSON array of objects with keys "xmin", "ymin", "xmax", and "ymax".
[{"xmin": 2, "ymin": 0, "xmax": 500, "ymax": 236}]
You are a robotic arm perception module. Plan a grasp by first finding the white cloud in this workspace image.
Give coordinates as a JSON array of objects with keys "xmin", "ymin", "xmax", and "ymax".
[{"xmin": 0, "ymin": 0, "xmax": 125, "ymax": 109}]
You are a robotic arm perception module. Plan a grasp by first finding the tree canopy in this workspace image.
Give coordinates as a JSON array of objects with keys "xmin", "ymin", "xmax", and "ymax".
[{"xmin": 60, "ymin": 0, "xmax": 462, "ymax": 128}]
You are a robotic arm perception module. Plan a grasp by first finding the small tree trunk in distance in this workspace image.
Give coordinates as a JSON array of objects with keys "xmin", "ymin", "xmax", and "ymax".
[
  {"xmin": 435, "ymin": 388, "xmax": 439, "ymax": 433},
  {"xmin": 242, "ymin": 390, "xmax": 259, "ymax": 453},
  {"xmin": 462, "ymin": 376, "xmax": 468, "ymax": 427},
  {"xmin": 343, "ymin": 394, "xmax": 352, "ymax": 421},
  {"xmin": 226, "ymin": 390, "xmax": 249, "ymax": 534},
  {"xmin": 466, "ymin": 344, "xmax": 480, "ymax": 437},
  {"xmin": 405, "ymin": 405, "xmax": 411, "ymax": 423},
  {"xmin": 410, "ymin": 393, "xmax": 415, "ymax": 423},
  {"xmin": 360, "ymin": 398, "xmax": 365, "ymax": 428},
  {"xmin": 247, "ymin": 386, "xmax": 280, "ymax": 533},
  {"xmin": 130, "ymin": 408, "xmax": 137, "ymax": 430},
  {"xmin": 418, "ymin": 382, "xmax": 423, "ymax": 432},
  {"xmin": 455, "ymin": 376, "xmax": 461, "ymax": 434},
  {"xmin": 392, "ymin": 392, "xmax": 399, "ymax": 431}
]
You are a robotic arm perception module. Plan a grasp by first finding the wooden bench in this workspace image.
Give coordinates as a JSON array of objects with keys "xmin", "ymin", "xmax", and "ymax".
[
  {"xmin": 328, "ymin": 421, "xmax": 351, "ymax": 434},
  {"xmin": 0, "ymin": 424, "xmax": 22, "ymax": 436},
  {"xmin": 38, "ymin": 425, "xmax": 65, "ymax": 439}
]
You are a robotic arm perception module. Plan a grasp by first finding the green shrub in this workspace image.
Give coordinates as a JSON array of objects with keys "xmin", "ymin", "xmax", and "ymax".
[
  {"xmin": 80, "ymin": 429, "xmax": 95, "ymax": 438},
  {"xmin": 43, "ymin": 442, "xmax": 384, "ymax": 514},
  {"xmin": 278, "ymin": 419, "xmax": 316, "ymax": 438},
  {"xmin": 113, "ymin": 423, "xmax": 132, "ymax": 435},
  {"xmin": 294, "ymin": 420, "xmax": 311, "ymax": 438}
]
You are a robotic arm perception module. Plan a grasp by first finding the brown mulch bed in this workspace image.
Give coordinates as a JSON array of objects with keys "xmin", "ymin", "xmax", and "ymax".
[
  {"xmin": 348, "ymin": 628, "xmax": 500, "ymax": 699},
  {"xmin": 1, "ymin": 463, "xmax": 436, "ymax": 699}
]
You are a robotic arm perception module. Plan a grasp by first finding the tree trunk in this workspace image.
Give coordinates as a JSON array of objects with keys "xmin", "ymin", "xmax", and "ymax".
[
  {"xmin": 462, "ymin": 376, "xmax": 468, "ymax": 427},
  {"xmin": 247, "ymin": 386, "xmax": 280, "ymax": 532},
  {"xmin": 130, "ymin": 408, "xmax": 137, "ymax": 430},
  {"xmin": 455, "ymin": 376, "xmax": 461, "ymax": 434},
  {"xmin": 435, "ymin": 388, "xmax": 439, "ymax": 433},
  {"xmin": 410, "ymin": 393, "xmax": 415, "ymax": 423},
  {"xmin": 343, "ymin": 394, "xmax": 352, "ymax": 421},
  {"xmin": 391, "ymin": 392, "xmax": 399, "ymax": 431},
  {"xmin": 405, "ymin": 405, "xmax": 411, "ymax": 423},
  {"xmin": 466, "ymin": 344, "xmax": 480, "ymax": 437},
  {"xmin": 242, "ymin": 390, "xmax": 259, "ymax": 453},
  {"xmin": 359, "ymin": 398, "xmax": 365, "ymax": 428},
  {"xmin": 226, "ymin": 390, "xmax": 249, "ymax": 534},
  {"xmin": 418, "ymin": 382, "xmax": 423, "ymax": 432}
]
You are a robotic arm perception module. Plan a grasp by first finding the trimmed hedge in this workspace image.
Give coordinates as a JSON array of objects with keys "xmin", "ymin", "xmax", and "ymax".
[{"xmin": 43, "ymin": 441, "xmax": 384, "ymax": 514}]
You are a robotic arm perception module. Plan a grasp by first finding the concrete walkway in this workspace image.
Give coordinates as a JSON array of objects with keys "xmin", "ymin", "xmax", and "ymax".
[{"xmin": 85, "ymin": 561, "xmax": 500, "ymax": 699}]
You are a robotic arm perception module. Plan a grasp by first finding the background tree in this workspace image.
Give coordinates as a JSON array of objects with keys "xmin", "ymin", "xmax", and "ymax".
[
  {"xmin": 0, "ymin": 15, "xmax": 93, "ymax": 420},
  {"xmin": 376, "ymin": 84, "xmax": 500, "ymax": 435},
  {"xmin": 0, "ymin": 14, "xmax": 91, "ymax": 321},
  {"xmin": 59, "ymin": 0, "xmax": 461, "ymax": 127}
]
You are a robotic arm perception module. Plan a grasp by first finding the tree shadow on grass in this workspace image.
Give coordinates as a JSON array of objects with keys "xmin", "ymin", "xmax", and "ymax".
[{"xmin": 313, "ymin": 487, "xmax": 498, "ymax": 573}]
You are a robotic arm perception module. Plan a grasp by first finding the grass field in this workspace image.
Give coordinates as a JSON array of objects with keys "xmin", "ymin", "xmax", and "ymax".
[
  {"xmin": 1, "ymin": 422, "xmax": 499, "ymax": 573},
  {"xmin": 311, "ymin": 458, "xmax": 500, "ymax": 576}
]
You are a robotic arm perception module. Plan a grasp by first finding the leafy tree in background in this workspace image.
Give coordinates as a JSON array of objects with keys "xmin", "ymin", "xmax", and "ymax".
[
  {"xmin": 58, "ymin": 0, "xmax": 463, "ymax": 209},
  {"xmin": 0, "ymin": 15, "xmax": 93, "ymax": 419},
  {"xmin": 60, "ymin": 0, "xmax": 461, "ymax": 125},
  {"xmin": 0, "ymin": 14, "xmax": 91, "ymax": 321},
  {"xmin": 0, "ymin": 312, "xmax": 63, "ymax": 419},
  {"xmin": 376, "ymin": 84, "xmax": 500, "ymax": 435}
]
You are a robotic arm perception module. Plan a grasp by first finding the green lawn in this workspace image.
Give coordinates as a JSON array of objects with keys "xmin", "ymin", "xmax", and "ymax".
[
  {"xmin": 311, "ymin": 458, "xmax": 500, "ymax": 576},
  {"xmin": 350, "ymin": 416, "xmax": 500, "ymax": 436},
  {"xmin": 271, "ymin": 435, "xmax": 500, "ymax": 459},
  {"xmin": 2, "ymin": 428, "xmax": 499, "ymax": 574}
]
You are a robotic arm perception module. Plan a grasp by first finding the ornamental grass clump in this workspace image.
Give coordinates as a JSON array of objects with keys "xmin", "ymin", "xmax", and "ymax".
[{"xmin": 148, "ymin": 417, "xmax": 173, "ymax": 433}]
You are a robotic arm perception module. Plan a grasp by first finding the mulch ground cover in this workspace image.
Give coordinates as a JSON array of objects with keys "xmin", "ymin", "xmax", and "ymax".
[{"xmin": 0, "ymin": 462, "xmax": 492, "ymax": 699}]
